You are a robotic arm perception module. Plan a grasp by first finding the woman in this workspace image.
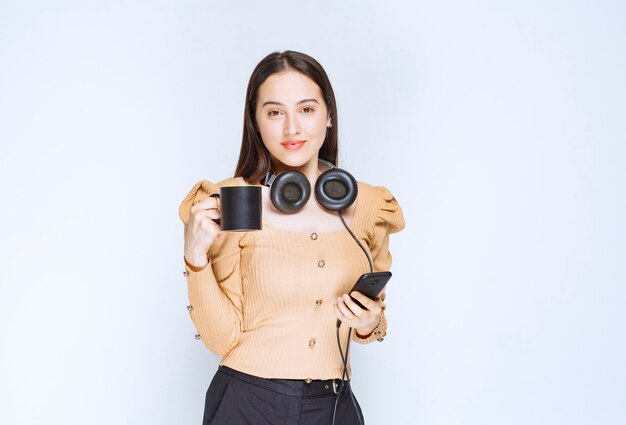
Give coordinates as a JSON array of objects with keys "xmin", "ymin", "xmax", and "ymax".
[{"xmin": 178, "ymin": 50, "xmax": 405, "ymax": 425}]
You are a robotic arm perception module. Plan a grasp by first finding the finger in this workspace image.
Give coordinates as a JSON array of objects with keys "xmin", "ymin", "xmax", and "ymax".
[
  {"xmin": 209, "ymin": 193, "xmax": 221, "ymax": 209},
  {"xmin": 199, "ymin": 209, "xmax": 220, "ymax": 221},
  {"xmin": 333, "ymin": 302, "xmax": 348, "ymax": 323},
  {"xmin": 341, "ymin": 293, "xmax": 367, "ymax": 318},
  {"xmin": 334, "ymin": 301, "xmax": 358, "ymax": 329},
  {"xmin": 191, "ymin": 196, "xmax": 220, "ymax": 212},
  {"xmin": 336, "ymin": 297, "xmax": 358, "ymax": 322},
  {"xmin": 350, "ymin": 291, "xmax": 380, "ymax": 312},
  {"xmin": 194, "ymin": 211, "xmax": 220, "ymax": 229}
]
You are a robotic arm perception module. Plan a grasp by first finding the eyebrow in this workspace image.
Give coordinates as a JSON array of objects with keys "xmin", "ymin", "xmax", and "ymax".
[{"xmin": 261, "ymin": 98, "xmax": 320, "ymax": 108}]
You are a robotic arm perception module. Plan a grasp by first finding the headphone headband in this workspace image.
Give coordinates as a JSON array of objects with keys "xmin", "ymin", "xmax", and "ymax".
[{"xmin": 318, "ymin": 158, "xmax": 335, "ymax": 169}]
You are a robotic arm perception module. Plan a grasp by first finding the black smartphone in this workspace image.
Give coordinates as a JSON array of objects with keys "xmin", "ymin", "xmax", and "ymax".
[{"xmin": 348, "ymin": 271, "xmax": 392, "ymax": 309}]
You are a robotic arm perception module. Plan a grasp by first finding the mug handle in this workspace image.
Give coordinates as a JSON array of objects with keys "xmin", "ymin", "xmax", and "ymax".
[{"xmin": 209, "ymin": 193, "xmax": 221, "ymax": 226}]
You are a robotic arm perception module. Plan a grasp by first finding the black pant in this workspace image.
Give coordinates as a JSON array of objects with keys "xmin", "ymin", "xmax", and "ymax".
[{"xmin": 203, "ymin": 366, "xmax": 365, "ymax": 425}]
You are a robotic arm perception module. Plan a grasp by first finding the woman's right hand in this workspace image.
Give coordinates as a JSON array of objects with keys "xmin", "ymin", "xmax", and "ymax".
[{"xmin": 183, "ymin": 195, "xmax": 221, "ymax": 269}]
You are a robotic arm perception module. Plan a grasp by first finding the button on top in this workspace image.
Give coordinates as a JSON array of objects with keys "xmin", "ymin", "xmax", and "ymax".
[
  {"xmin": 310, "ymin": 232, "xmax": 318, "ymax": 240},
  {"xmin": 317, "ymin": 260, "xmax": 325, "ymax": 268},
  {"xmin": 308, "ymin": 338, "xmax": 316, "ymax": 348},
  {"xmin": 315, "ymin": 299, "xmax": 323, "ymax": 307}
]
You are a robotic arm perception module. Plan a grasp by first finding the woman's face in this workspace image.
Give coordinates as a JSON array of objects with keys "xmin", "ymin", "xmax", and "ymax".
[{"xmin": 255, "ymin": 70, "xmax": 331, "ymax": 170}]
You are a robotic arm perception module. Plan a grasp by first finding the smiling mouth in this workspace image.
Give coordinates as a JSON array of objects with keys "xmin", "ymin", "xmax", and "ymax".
[{"xmin": 281, "ymin": 140, "xmax": 306, "ymax": 150}]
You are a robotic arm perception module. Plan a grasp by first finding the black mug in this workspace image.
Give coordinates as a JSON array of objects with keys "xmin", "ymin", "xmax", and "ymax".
[{"xmin": 209, "ymin": 186, "xmax": 262, "ymax": 232}]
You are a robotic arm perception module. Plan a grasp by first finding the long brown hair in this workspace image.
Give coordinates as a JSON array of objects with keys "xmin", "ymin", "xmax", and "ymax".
[{"xmin": 234, "ymin": 50, "xmax": 339, "ymax": 183}]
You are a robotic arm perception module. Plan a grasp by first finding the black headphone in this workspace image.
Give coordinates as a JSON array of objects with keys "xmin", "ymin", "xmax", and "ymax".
[{"xmin": 260, "ymin": 159, "xmax": 358, "ymax": 213}]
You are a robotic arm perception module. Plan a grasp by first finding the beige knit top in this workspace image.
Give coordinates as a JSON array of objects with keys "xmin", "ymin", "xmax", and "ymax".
[{"xmin": 178, "ymin": 177, "xmax": 405, "ymax": 380}]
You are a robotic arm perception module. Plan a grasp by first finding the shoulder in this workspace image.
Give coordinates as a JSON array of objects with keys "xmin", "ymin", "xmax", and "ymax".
[
  {"xmin": 178, "ymin": 176, "xmax": 248, "ymax": 225},
  {"xmin": 356, "ymin": 180, "xmax": 405, "ymax": 234}
]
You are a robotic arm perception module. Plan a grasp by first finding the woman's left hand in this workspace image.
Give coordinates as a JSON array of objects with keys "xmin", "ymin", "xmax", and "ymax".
[{"xmin": 334, "ymin": 291, "xmax": 382, "ymax": 337}]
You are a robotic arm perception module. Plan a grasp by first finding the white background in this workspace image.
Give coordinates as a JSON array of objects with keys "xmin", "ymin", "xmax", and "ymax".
[{"xmin": 1, "ymin": 1, "xmax": 625, "ymax": 424}]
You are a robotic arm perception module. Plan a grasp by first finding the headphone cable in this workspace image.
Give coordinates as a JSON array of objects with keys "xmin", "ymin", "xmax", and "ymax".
[
  {"xmin": 331, "ymin": 211, "xmax": 369, "ymax": 425},
  {"xmin": 338, "ymin": 211, "xmax": 373, "ymax": 274}
]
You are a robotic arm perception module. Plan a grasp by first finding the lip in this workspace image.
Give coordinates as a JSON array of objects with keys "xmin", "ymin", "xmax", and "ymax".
[{"xmin": 281, "ymin": 140, "xmax": 306, "ymax": 150}]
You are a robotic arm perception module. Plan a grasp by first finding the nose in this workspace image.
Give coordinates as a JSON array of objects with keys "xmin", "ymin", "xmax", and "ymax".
[{"xmin": 283, "ymin": 113, "xmax": 300, "ymax": 136}]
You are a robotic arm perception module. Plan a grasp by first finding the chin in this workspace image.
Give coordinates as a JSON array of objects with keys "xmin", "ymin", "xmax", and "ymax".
[
  {"xmin": 274, "ymin": 157, "xmax": 311, "ymax": 169},
  {"xmin": 271, "ymin": 151, "xmax": 317, "ymax": 168}
]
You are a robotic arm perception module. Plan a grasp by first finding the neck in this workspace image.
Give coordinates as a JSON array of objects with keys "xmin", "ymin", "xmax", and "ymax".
[{"xmin": 272, "ymin": 156, "xmax": 321, "ymax": 187}]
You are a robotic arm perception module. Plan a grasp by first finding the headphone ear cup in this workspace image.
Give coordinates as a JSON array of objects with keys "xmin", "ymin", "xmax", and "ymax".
[
  {"xmin": 270, "ymin": 171, "xmax": 311, "ymax": 213},
  {"xmin": 315, "ymin": 168, "xmax": 358, "ymax": 211}
]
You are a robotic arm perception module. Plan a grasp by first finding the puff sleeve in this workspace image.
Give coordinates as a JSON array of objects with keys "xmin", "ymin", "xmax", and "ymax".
[
  {"xmin": 353, "ymin": 185, "xmax": 405, "ymax": 344},
  {"xmin": 370, "ymin": 186, "xmax": 405, "ymax": 272},
  {"xmin": 178, "ymin": 179, "xmax": 245, "ymax": 356}
]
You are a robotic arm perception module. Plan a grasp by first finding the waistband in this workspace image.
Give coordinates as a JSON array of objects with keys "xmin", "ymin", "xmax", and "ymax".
[{"xmin": 217, "ymin": 365, "xmax": 348, "ymax": 397}]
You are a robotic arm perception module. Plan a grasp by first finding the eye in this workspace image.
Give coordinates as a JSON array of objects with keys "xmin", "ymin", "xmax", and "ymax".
[
  {"xmin": 268, "ymin": 110, "xmax": 282, "ymax": 117},
  {"xmin": 301, "ymin": 106, "xmax": 315, "ymax": 114}
]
